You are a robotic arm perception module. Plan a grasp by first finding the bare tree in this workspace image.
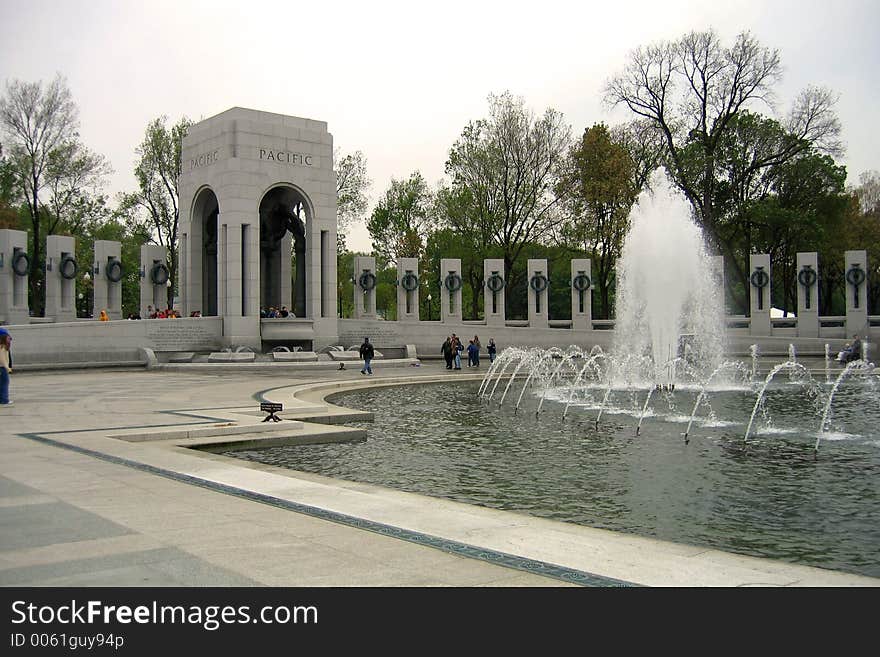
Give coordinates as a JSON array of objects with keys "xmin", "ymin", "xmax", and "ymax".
[
  {"xmin": 0, "ymin": 74, "xmax": 79, "ymax": 311},
  {"xmin": 334, "ymin": 148, "xmax": 371, "ymax": 251},
  {"xmin": 855, "ymin": 170, "xmax": 880, "ymax": 216},
  {"xmin": 605, "ymin": 29, "xmax": 842, "ymax": 298},
  {"xmin": 45, "ymin": 140, "xmax": 112, "ymax": 236}
]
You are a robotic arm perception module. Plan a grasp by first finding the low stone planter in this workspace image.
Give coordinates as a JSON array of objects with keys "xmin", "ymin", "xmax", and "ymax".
[
  {"xmin": 272, "ymin": 351, "xmax": 318, "ymax": 362},
  {"xmin": 208, "ymin": 352, "xmax": 256, "ymax": 362}
]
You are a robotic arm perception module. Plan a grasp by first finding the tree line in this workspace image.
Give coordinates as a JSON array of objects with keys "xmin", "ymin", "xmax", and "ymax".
[
  {"xmin": 357, "ymin": 29, "xmax": 879, "ymax": 320},
  {"xmin": 2, "ymin": 29, "xmax": 878, "ymax": 322}
]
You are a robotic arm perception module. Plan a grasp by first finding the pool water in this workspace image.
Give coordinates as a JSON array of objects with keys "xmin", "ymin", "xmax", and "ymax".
[{"xmin": 226, "ymin": 379, "xmax": 880, "ymax": 578}]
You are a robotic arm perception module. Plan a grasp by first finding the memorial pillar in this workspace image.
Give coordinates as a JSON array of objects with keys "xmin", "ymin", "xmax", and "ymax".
[
  {"xmin": 93, "ymin": 240, "xmax": 123, "ymax": 320},
  {"xmin": 796, "ymin": 252, "xmax": 819, "ymax": 338},
  {"xmin": 140, "ymin": 245, "xmax": 169, "ymax": 318},
  {"xmin": 528, "ymin": 259, "xmax": 549, "ymax": 329},
  {"xmin": 749, "ymin": 254, "xmax": 771, "ymax": 336},
  {"xmin": 354, "ymin": 256, "xmax": 377, "ymax": 319},
  {"xmin": 570, "ymin": 258, "xmax": 592, "ymax": 331},
  {"xmin": 844, "ymin": 250, "xmax": 869, "ymax": 341},
  {"xmin": 0, "ymin": 229, "xmax": 30, "ymax": 325},
  {"xmin": 483, "ymin": 259, "xmax": 506, "ymax": 328},
  {"xmin": 45, "ymin": 235, "xmax": 77, "ymax": 322},
  {"xmin": 440, "ymin": 258, "xmax": 462, "ymax": 323},
  {"xmin": 396, "ymin": 257, "xmax": 419, "ymax": 322}
]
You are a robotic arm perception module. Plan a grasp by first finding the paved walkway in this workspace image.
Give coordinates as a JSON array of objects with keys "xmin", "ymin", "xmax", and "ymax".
[{"xmin": 0, "ymin": 363, "xmax": 876, "ymax": 587}]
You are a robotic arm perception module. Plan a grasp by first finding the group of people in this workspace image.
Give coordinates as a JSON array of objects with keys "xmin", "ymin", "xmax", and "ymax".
[
  {"xmin": 260, "ymin": 307, "xmax": 293, "ymax": 318},
  {"xmin": 145, "ymin": 305, "xmax": 181, "ymax": 319},
  {"xmin": 441, "ymin": 335, "xmax": 497, "ymax": 370},
  {"xmin": 97, "ymin": 306, "xmax": 199, "ymax": 321}
]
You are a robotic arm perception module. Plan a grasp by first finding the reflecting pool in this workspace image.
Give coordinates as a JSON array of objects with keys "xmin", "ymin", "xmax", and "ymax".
[{"xmin": 226, "ymin": 380, "xmax": 880, "ymax": 578}]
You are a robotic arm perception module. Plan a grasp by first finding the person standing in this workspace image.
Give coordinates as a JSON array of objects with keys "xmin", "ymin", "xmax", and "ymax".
[
  {"xmin": 359, "ymin": 337, "xmax": 375, "ymax": 375},
  {"xmin": 452, "ymin": 335, "xmax": 462, "ymax": 370},
  {"xmin": 467, "ymin": 340, "xmax": 478, "ymax": 368},
  {"xmin": 441, "ymin": 337, "xmax": 453, "ymax": 369},
  {"xmin": 472, "ymin": 335, "xmax": 482, "ymax": 367},
  {"xmin": 487, "ymin": 338, "xmax": 497, "ymax": 363},
  {"xmin": 0, "ymin": 328, "xmax": 12, "ymax": 406}
]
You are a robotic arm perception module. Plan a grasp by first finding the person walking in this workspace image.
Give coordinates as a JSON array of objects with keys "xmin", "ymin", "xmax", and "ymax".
[
  {"xmin": 359, "ymin": 337, "xmax": 375, "ymax": 375},
  {"xmin": 441, "ymin": 337, "xmax": 453, "ymax": 369},
  {"xmin": 0, "ymin": 328, "xmax": 12, "ymax": 406},
  {"xmin": 487, "ymin": 338, "xmax": 497, "ymax": 363}
]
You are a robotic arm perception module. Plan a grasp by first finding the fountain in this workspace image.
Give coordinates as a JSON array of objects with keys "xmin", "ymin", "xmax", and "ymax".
[
  {"xmin": 224, "ymin": 171, "xmax": 880, "ymax": 581},
  {"xmin": 476, "ymin": 171, "xmax": 878, "ymax": 448},
  {"xmin": 611, "ymin": 172, "xmax": 726, "ymax": 386}
]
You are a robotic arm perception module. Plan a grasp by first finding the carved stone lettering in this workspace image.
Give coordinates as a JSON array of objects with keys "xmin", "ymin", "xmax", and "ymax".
[
  {"xmin": 190, "ymin": 150, "xmax": 220, "ymax": 170},
  {"xmin": 146, "ymin": 321, "xmax": 222, "ymax": 351},
  {"xmin": 258, "ymin": 149, "xmax": 314, "ymax": 166}
]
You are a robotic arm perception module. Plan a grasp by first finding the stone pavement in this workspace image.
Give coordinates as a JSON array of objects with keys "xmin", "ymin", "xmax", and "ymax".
[{"xmin": 0, "ymin": 363, "xmax": 876, "ymax": 587}]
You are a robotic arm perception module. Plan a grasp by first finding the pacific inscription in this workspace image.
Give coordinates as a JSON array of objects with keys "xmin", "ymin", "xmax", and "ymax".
[{"xmin": 259, "ymin": 149, "xmax": 313, "ymax": 166}]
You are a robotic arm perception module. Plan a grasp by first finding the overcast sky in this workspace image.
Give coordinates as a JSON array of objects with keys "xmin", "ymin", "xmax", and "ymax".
[{"xmin": 1, "ymin": 0, "xmax": 878, "ymax": 252}]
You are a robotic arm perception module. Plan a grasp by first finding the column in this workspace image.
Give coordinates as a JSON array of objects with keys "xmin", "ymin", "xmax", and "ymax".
[
  {"xmin": 844, "ymin": 250, "xmax": 869, "ymax": 340},
  {"xmin": 570, "ymin": 258, "xmax": 592, "ymax": 331},
  {"xmin": 280, "ymin": 232, "xmax": 292, "ymax": 315},
  {"xmin": 140, "ymin": 245, "xmax": 169, "ymax": 318},
  {"xmin": 397, "ymin": 257, "xmax": 419, "ymax": 322},
  {"xmin": 749, "ymin": 254, "xmax": 771, "ymax": 336},
  {"xmin": 440, "ymin": 258, "xmax": 462, "ymax": 323},
  {"xmin": 528, "ymin": 259, "xmax": 549, "ymax": 329},
  {"xmin": 354, "ymin": 256, "xmax": 376, "ymax": 319},
  {"xmin": 0, "ymin": 229, "xmax": 30, "ymax": 325},
  {"xmin": 796, "ymin": 252, "xmax": 819, "ymax": 338},
  {"xmin": 483, "ymin": 259, "xmax": 506, "ymax": 328},
  {"xmin": 93, "ymin": 240, "xmax": 122, "ymax": 320},
  {"xmin": 45, "ymin": 235, "xmax": 77, "ymax": 322}
]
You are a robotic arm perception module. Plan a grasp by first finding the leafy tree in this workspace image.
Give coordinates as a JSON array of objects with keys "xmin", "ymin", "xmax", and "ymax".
[
  {"xmin": 749, "ymin": 153, "xmax": 849, "ymax": 314},
  {"xmin": 444, "ymin": 92, "xmax": 571, "ymax": 281},
  {"xmin": 605, "ymin": 29, "xmax": 842, "ymax": 302},
  {"xmin": 0, "ymin": 74, "xmax": 110, "ymax": 313},
  {"xmin": 366, "ymin": 171, "xmax": 434, "ymax": 263},
  {"xmin": 706, "ymin": 111, "xmax": 849, "ymax": 311},
  {"xmin": 44, "ymin": 141, "xmax": 112, "ymax": 236},
  {"xmin": 432, "ymin": 185, "xmax": 498, "ymax": 319},
  {"xmin": 118, "ymin": 115, "xmax": 192, "ymax": 308},
  {"xmin": 335, "ymin": 149, "xmax": 371, "ymax": 252},
  {"xmin": 0, "ymin": 144, "xmax": 21, "ymax": 229},
  {"xmin": 556, "ymin": 123, "xmax": 640, "ymax": 319}
]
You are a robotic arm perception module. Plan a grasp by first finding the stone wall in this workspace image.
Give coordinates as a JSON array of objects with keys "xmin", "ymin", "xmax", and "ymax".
[{"xmin": 5, "ymin": 317, "xmax": 223, "ymax": 365}]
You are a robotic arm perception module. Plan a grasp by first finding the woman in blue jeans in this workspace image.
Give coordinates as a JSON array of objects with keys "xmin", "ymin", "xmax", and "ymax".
[{"xmin": 0, "ymin": 328, "xmax": 11, "ymax": 405}]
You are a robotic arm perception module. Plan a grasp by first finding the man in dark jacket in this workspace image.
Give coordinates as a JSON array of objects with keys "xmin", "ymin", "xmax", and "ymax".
[
  {"xmin": 441, "ymin": 337, "xmax": 453, "ymax": 369},
  {"xmin": 359, "ymin": 337, "xmax": 375, "ymax": 375}
]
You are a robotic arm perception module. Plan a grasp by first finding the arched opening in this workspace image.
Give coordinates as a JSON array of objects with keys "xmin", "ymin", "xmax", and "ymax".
[
  {"xmin": 193, "ymin": 187, "xmax": 219, "ymax": 316},
  {"xmin": 259, "ymin": 186, "xmax": 310, "ymax": 317}
]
